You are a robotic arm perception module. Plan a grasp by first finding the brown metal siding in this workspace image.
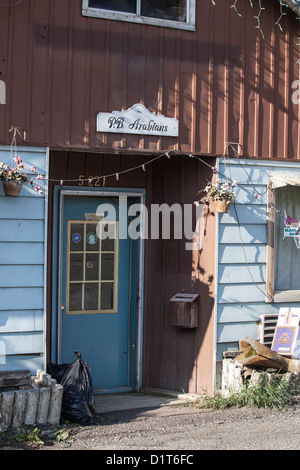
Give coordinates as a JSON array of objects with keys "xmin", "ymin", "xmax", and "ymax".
[
  {"xmin": 1, "ymin": 0, "xmax": 300, "ymax": 159},
  {"xmin": 48, "ymin": 151, "xmax": 216, "ymax": 393}
]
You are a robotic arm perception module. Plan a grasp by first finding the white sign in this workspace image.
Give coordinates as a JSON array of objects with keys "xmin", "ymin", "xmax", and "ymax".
[
  {"xmin": 283, "ymin": 211, "xmax": 300, "ymax": 248},
  {"xmin": 284, "ymin": 227, "xmax": 300, "ymax": 237},
  {"xmin": 97, "ymin": 103, "xmax": 179, "ymax": 137}
]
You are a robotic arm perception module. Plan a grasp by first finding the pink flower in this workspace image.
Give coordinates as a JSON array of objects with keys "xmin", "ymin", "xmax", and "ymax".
[
  {"xmin": 34, "ymin": 185, "xmax": 40, "ymax": 192},
  {"xmin": 36, "ymin": 174, "xmax": 42, "ymax": 180},
  {"xmin": 31, "ymin": 166, "xmax": 36, "ymax": 173}
]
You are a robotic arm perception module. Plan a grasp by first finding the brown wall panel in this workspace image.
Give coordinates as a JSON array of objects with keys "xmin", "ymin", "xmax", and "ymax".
[{"xmin": 1, "ymin": 1, "xmax": 300, "ymax": 159}]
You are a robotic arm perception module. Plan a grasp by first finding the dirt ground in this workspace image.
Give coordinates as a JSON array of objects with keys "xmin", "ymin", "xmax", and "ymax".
[{"xmin": 1, "ymin": 398, "xmax": 300, "ymax": 452}]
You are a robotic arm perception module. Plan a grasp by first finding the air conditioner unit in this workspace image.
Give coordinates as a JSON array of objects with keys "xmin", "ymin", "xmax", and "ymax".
[{"xmin": 258, "ymin": 314, "xmax": 278, "ymax": 347}]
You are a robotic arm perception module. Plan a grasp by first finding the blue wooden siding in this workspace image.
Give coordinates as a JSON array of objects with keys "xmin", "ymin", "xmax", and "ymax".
[
  {"xmin": 216, "ymin": 158, "xmax": 300, "ymax": 361},
  {"xmin": 0, "ymin": 146, "xmax": 48, "ymax": 373}
]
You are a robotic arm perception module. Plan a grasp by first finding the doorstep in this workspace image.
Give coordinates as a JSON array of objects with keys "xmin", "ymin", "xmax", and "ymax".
[{"xmin": 94, "ymin": 389, "xmax": 198, "ymax": 414}]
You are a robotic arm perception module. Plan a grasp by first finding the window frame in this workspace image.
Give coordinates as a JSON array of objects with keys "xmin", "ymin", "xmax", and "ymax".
[
  {"xmin": 266, "ymin": 180, "xmax": 300, "ymax": 303},
  {"xmin": 82, "ymin": 0, "xmax": 196, "ymax": 31}
]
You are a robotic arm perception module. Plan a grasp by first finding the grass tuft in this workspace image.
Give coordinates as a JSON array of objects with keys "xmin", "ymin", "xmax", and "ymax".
[{"xmin": 195, "ymin": 374, "xmax": 296, "ymax": 411}]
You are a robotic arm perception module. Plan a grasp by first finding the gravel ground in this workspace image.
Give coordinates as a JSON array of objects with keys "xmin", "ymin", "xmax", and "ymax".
[{"xmin": 1, "ymin": 399, "xmax": 300, "ymax": 452}]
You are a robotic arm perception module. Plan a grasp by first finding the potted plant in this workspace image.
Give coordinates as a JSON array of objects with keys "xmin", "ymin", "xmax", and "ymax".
[
  {"xmin": 195, "ymin": 179, "xmax": 237, "ymax": 213},
  {"xmin": 0, "ymin": 156, "xmax": 42, "ymax": 197}
]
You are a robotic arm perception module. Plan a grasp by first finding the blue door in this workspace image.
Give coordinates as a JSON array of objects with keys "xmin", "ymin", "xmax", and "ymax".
[{"xmin": 61, "ymin": 195, "xmax": 137, "ymax": 391}]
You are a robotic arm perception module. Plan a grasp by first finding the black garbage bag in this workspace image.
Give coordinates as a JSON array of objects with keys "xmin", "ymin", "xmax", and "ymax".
[
  {"xmin": 47, "ymin": 362, "xmax": 69, "ymax": 384},
  {"xmin": 60, "ymin": 350, "xmax": 95, "ymax": 417},
  {"xmin": 47, "ymin": 350, "xmax": 95, "ymax": 425},
  {"xmin": 61, "ymin": 384, "xmax": 94, "ymax": 425}
]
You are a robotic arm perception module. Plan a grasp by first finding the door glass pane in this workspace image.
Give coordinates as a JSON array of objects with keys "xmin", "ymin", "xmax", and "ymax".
[
  {"xmin": 88, "ymin": 0, "xmax": 136, "ymax": 13},
  {"xmin": 141, "ymin": 0, "xmax": 186, "ymax": 21},
  {"xmin": 101, "ymin": 282, "xmax": 114, "ymax": 310},
  {"xmin": 69, "ymin": 253, "xmax": 84, "ymax": 281},
  {"xmin": 70, "ymin": 224, "xmax": 84, "ymax": 251},
  {"xmin": 102, "ymin": 237, "xmax": 115, "ymax": 252},
  {"xmin": 85, "ymin": 253, "xmax": 99, "ymax": 281},
  {"xmin": 69, "ymin": 284, "xmax": 83, "ymax": 311},
  {"xmin": 101, "ymin": 253, "xmax": 115, "ymax": 280},
  {"xmin": 84, "ymin": 283, "xmax": 99, "ymax": 310},
  {"xmin": 99, "ymin": 222, "xmax": 116, "ymax": 247},
  {"xmin": 86, "ymin": 224, "xmax": 99, "ymax": 251}
]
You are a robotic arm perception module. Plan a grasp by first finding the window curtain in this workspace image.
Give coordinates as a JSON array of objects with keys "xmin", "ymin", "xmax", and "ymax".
[{"xmin": 274, "ymin": 186, "xmax": 300, "ymax": 291}]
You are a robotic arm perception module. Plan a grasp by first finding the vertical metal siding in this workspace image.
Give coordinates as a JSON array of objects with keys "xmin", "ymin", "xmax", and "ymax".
[{"xmin": 0, "ymin": 1, "xmax": 300, "ymax": 158}]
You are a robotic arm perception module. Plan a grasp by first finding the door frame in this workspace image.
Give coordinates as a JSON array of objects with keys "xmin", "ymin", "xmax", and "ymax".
[{"xmin": 51, "ymin": 186, "xmax": 146, "ymax": 391}]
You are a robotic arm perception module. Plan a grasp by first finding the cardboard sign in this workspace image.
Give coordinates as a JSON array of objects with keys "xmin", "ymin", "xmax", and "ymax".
[{"xmin": 272, "ymin": 308, "xmax": 300, "ymax": 358}]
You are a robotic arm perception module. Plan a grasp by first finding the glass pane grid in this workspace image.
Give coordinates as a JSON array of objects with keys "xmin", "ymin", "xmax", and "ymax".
[
  {"xmin": 87, "ymin": 0, "xmax": 187, "ymax": 23},
  {"xmin": 67, "ymin": 221, "xmax": 118, "ymax": 314}
]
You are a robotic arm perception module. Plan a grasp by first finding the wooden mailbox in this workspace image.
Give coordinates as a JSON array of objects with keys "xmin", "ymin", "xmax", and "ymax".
[{"xmin": 170, "ymin": 293, "xmax": 199, "ymax": 329}]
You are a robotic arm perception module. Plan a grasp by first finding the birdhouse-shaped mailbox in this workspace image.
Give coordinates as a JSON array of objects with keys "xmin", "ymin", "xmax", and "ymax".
[{"xmin": 170, "ymin": 293, "xmax": 199, "ymax": 329}]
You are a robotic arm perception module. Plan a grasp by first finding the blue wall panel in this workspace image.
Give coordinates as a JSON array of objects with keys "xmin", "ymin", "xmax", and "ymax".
[
  {"xmin": 0, "ymin": 243, "xmax": 44, "ymax": 265},
  {"xmin": 0, "ymin": 146, "xmax": 48, "ymax": 374},
  {"xmin": 216, "ymin": 158, "xmax": 300, "ymax": 361}
]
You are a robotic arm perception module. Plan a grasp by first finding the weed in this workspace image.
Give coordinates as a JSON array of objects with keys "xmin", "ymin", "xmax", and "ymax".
[
  {"xmin": 8, "ymin": 427, "xmax": 44, "ymax": 445},
  {"xmin": 195, "ymin": 374, "xmax": 295, "ymax": 411}
]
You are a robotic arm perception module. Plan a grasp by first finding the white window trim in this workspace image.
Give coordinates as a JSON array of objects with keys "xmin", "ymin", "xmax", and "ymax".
[{"xmin": 82, "ymin": 0, "xmax": 196, "ymax": 31}]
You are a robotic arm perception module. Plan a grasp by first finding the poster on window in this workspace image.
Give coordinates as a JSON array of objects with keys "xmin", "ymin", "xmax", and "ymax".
[{"xmin": 284, "ymin": 211, "xmax": 300, "ymax": 248}]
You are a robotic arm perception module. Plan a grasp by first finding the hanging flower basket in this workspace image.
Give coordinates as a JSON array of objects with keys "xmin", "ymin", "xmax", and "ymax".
[
  {"xmin": 0, "ymin": 156, "xmax": 43, "ymax": 197},
  {"xmin": 2, "ymin": 180, "xmax": 24, "ymax": 197},
  {"xmin": 194, "ymin": 179, "xmax": 237, "ymax": 214},
  {"xmin": 213, "ymin": 199, "xmax": 232, "ymax": 213}
]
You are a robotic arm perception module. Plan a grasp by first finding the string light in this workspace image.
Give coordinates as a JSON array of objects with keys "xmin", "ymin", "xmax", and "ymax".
[
  {"xmin": 5, "ymin": 125, "xmax": 295, "ymax": 231},
  {"xmin": 275, "ymin": 0, "xmax": 287, "ymax": 32},
  {"xmin": 254, "ymin": 0, "xmax": 265, "ymax": 39},
  {"xmin": 230, "ymin": 0, "xmax": 243, "ymax": 17},
  {"xmin": 211, "ymin": 0, "xmax": 297, "ymax": 46}
]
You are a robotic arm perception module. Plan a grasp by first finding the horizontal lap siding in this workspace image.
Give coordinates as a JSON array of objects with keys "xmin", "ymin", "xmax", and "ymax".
[
  {"xmin": 216, "ymin": 158, "xmax": 300, "ymax": 361},
  {"xmin": 0, "ymin": 146, "xmax": 48, "ymax": 372}
]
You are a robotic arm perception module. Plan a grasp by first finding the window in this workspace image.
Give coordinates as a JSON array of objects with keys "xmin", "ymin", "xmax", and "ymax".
[
  {"xmin": 67, "ymin": 220, "xmax": 118, "ymax": 314},
  {"xmin": 82, "ymin": 0, "xmax": 196, "ymax": 30},
  {"xmin": 266, "ymin": 176, "xmax": 300, "ymax": 303}
]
